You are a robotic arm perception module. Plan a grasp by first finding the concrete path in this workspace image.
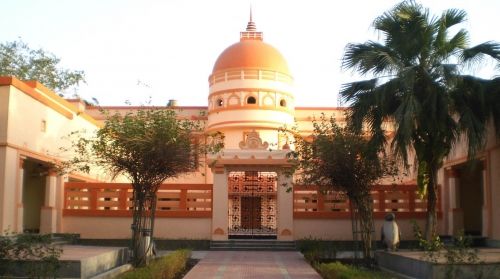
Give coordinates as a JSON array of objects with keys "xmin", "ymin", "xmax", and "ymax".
[{"xmin": 184, "ymin": 251, "xmax": 321, "ymax": 279}]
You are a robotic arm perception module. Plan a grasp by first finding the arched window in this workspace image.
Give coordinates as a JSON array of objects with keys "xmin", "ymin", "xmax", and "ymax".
[
  {"xmin": 217, "ymin": 99, "xmax": 223, "ymax": 107},
  {"xmin": 280, "ymin": 99, "xmax": 287, "ymax": 107},
  {"xmin": 247, "ymin": 96, "xmax": 257, "ymax": 104}
]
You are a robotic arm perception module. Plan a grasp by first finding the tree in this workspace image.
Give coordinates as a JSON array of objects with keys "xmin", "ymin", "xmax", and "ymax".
[
  {"xmin": 340, "ymin": 0, "xmax": 500, "ymax": 240},
  {"xmin": 286, "ymin": 114, "xmax": 395, "ymax": 263},
  {"xmin": 0, "ymin": 40, "xmax": 85, "ymax": 94},
  {"xmin": 63, "ymin": 108, "xmax": 223, "ymax": 266}
]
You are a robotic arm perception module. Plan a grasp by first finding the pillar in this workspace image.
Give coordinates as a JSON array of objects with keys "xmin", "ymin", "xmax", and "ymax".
[
  {"xmin": 0, "ymin": 147, "xmax": 19, "ymax": 233},
  {"xmin": 277, "ymin": 170, "xmax": 293, "ymax": 240},
  {"xmin": 16, "ymin": 157, "xmax": 25, "ymax": 233},
  {"xmin": 447, "ymin": 169, "xmax": 463, "ymax": 235},
  {"xmin": 40, "ymin": 170, "xmax": 57, "ymax": 234},
  {"xmin": 55, "ymin": 175, "xmax": 68, "ymax": 233},
  {"xmin": 211, "ymin": 166, "xmax": 228, "ymax": 240}
]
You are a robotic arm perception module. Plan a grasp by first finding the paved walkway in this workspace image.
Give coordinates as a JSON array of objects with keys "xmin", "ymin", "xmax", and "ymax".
[{"xmin": 184, "ymin": 251, "xmax": 321, "ymax": 279}]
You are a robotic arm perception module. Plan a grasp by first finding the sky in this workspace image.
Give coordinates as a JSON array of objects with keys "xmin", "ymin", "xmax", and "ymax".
[{"xmin": 1, "ymin": 0, "xmax": 499, "ymax": 107}]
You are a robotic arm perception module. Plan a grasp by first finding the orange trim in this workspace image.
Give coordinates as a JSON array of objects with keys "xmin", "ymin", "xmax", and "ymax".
[
  {"xmin": 63, "ymin": 209, "xmax": 211, "ymax": 218},
  {"xmin": 208, "ymin": 105, "xmax": 294, "ymax": 116},
  {"xmin": 293, "ymin": 184, "xmax": 442, "ymax": 220},
  {"xmin": 79, "ymin": 112, "xmax": 103, "ymax": 128},
  {"xmin": 94, "ymin": 105, "xmax": 209, "ymax": 110},
  {"xmin": 1, "ymin": 142, "xmax": 59, "ymax": 165},
  {"xmin": 24, "ymin": 80, "xmax": 78, "ymax": 111},
  {"xmin": 64, "ymin": 183, "xmax": 213, "ymax": 218},
  {"xmin": 207, "ymin": 119, "xmax": 292, "ymax": 130},
  {"xmin": 1, "ymin": 142, "xmax": 103, "ymax": 182},
  {"xmin": 295, "ymin": 107, "xmax": 347, "ymax": 111},
  {"xmin": 211, "ymin": 158, "xmax": 291, "ymax": 167},
  {"xmin": 65, "ymin": 182, "xmax": 213, "ymax": 190},
  {"xmin": 295, "ymin": 117, "xmax": 347, "ymax": 122},
  {"xmin": 206, "ymin": 125, "xmax": 285, "ymax": 132},
  {"xmin": 1, "ymin": 76, "xmax": 74, "ymax": 119},
  {"xmin": 1, "ymin": 76, "xmax": 102, "ymax": 127},
  {"xmin": 293, "ymin": 211, "xmax": 440, "ymax": 219}
]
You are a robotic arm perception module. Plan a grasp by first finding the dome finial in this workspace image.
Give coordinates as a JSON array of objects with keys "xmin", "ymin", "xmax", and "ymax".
[
  {"xmin": 240, "ymin": 5, "xmax": 262, "ymax": 41},
  {"xmin": 246, "ymin": 5, "xmax": 257, "ymax": 31}
]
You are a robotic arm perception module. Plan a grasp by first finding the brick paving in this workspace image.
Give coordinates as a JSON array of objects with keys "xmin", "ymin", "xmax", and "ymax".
[{"xmin": 184, "ymin": 251, "xmax": 321, "ymax": 279}]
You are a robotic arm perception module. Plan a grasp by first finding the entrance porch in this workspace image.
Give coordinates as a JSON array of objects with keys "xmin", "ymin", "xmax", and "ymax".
[{"xmin": 209, "ymin": 149, "xmax": 294, "ymax": 241}]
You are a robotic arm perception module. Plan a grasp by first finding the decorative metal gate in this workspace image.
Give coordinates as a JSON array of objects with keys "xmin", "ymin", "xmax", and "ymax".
[{"xmin": 228, "ymin": 171, "xmax": 277, "ymax": 238}]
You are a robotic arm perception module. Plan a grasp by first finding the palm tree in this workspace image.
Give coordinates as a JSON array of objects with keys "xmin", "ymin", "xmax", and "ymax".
[{"xmin": 340, "ymin": 0, "xmax": 500, "ymax": 240}]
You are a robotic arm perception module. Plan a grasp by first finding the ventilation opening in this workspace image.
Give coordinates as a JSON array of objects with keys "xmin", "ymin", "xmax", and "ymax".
[
  {"xmin": 280, "ymin": 99, "xmax": 287, "ymax": 107},
  {"xmin": 247, "ymin": 96, "xmax": 257, "ymax": 104},
  {"xmin": 217, "ymin": 99, "xmax": 224, "ymax": 107}
]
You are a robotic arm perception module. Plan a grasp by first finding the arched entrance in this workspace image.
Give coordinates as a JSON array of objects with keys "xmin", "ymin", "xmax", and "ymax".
[{"xmin": 228, "ymin": 171, "xmax": 277, "ymax": 239}]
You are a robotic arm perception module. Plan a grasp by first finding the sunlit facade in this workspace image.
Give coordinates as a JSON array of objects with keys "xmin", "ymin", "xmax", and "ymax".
[{"xmin": 0, "ymin": 18, "xmax": 499, "ymax": 245}]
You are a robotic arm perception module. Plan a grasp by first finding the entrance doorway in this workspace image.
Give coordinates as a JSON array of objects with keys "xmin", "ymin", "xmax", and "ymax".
[
  {"xmin": 22, "ymin": 161, "xmax": 47, "ymax": 233},
  {"xmin": 458, "ymin": 164, "xmax": 483, "ymax": 236},
  {"xmin": 228, "ymin": 171, "xmax": 277, "ymax": 239}
]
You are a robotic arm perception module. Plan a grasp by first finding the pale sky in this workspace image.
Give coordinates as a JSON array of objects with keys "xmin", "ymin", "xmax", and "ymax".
[{"xmin": 1, "ymin": 0, "xmax": 499, "ymax": 107}]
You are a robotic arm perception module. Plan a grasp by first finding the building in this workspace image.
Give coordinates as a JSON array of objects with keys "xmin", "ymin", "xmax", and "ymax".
[{"xmin": 1, "ymin": 18, "xmax": 499, "ymax": 245}]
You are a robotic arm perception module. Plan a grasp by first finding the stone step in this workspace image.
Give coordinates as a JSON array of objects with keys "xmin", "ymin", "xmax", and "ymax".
[
  {"xmin": 210, "ymin": 240, "xmax": 296, "ymax": 251},
  {"xmin": 1, "ymin": 245, "xmax": 129, "ymax": 279}
]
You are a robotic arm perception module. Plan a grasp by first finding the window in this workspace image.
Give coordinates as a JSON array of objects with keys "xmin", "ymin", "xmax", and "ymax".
[
  {"xmin": 280, "ymin": 99, "xmax": 287, "ymax": 107},
  {"xmin": 217, "ymin": 99, "xmax": 224, "ymax": 107},
  {"xmin": 247, "ymin": 96, "xmax": 257, "ymax": 104}
]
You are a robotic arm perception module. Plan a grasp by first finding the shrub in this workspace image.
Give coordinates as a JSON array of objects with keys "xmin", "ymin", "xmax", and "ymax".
[
  {"xmin": 317, "ymin": 261, "xmax": 389, "ymax": 279},
  {"xmin": 297, "ymin": 237, "xmax": 337, "ymax": 263},
  {"xmin": 0, "ymin": 232, "xmax": 63, "ymax": 278},
  {"xmin": 119, "ymin": 249, "xmax": 191, "ymax": 279}
]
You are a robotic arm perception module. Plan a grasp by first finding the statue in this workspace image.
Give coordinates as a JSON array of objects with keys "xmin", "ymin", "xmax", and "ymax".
[{"xmin": 381, "ymin": 213, "xmax": 401, "ymax": 251}]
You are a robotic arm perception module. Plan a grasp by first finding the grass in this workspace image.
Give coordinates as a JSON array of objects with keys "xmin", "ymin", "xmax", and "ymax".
[
  {"xmin": 316, "ymin": 261, "xmax": 399, "ymax": 279},
  {"xmin": 118, "ymin": 249, "xmax": 191, "ymax": 279}
]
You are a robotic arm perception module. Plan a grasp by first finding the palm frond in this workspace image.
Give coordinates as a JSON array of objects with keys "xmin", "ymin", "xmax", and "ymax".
[
  {"xmin": 450, "ymin": 75, "xmax": 490, "ymax": 157},
  {"xmin": 342, "ymin": 42, "xmax": 402, "ymax": 75},
  {"xmin": 439, "ymin": 8, "xmax": 467, "ymax": 29},
  {"xmin": 461, "ymin": 41, "xmax": 500, "ymax": 68}
]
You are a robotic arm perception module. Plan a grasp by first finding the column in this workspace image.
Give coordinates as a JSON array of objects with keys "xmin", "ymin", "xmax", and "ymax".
[
  {"xmin": 40, "ymin": 169, "xmax": 57, "ymax": 234},
  {"xmin": 277, "ymin": 170, "xmax": 293, "ymax": 241},
  {"xmin": 447, "ymin": 169, "xmax": 463, "ymax": 235},
  {"xmin": 16, "ymin": 157, "xmax": 26, "ymax": 233},
  {"xmin": 55, "ymin": 175, "xmax": 68, "ymax": 233},
  {"xmin": 211, "ymin": 166, "xmax": 228, "ymax": 240}
]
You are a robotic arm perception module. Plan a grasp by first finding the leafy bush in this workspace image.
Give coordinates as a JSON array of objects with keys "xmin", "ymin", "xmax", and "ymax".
[
  {"xmin": 317, "ymin": 261, "xmax": 390, "ymax": 279},
  {"xmin": 0, "ymin": 232, "xmax": 63, "ymax": 278},
  {"xmin": 118, "ymin": 249, "xmax": 191, "ymax": 279},
  {"xmin": 297, "ymin": 237, "xmax": 337, "ymax": 263}
]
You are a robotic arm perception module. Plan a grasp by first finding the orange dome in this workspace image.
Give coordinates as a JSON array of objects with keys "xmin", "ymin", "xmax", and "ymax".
[{"xmin": 212, "ymin": 39, "xmax": 291, "ymax": 75}]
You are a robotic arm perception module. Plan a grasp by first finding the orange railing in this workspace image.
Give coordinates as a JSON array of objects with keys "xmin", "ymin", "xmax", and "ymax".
[
  {"xmin": 63, "ymin": 182, "xmax": 212, "ymax": 218},
  {"xmin": 293, "ymin": 184, "xmax": 441, "ymax": 219}
]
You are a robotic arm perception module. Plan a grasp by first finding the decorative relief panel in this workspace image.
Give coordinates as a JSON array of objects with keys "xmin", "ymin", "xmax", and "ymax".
[{"xmin": 239, "ymin": 130, "xmax": 269, "ymax": 150}]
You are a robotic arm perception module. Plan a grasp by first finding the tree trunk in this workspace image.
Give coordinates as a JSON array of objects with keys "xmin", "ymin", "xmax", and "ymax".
[
  {"xmin": 424, "ymin": 168, "xmax": 438, "ymax": 241},
  {"xmin": 351, "ymin": 194, "xmax": 374, "ymax": 265},
  {"xmin": 131, "ymin": 188, "xmax": 157, "ymax": 267}
]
